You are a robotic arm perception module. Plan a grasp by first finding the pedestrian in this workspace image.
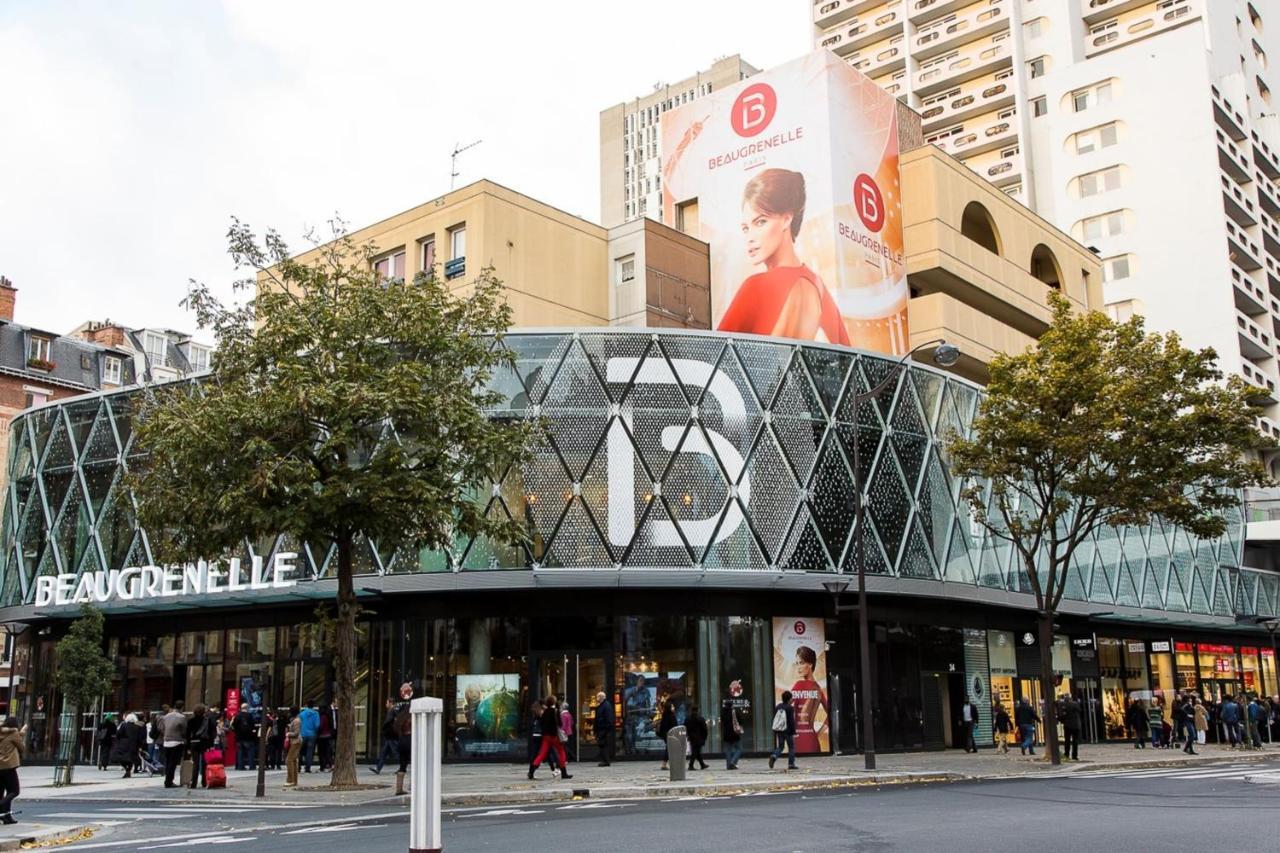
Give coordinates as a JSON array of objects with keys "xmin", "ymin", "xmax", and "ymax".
[
  {"xmin": 559, "ymin": 701, "xmax": 575, "ymax": 758},
  {"xmin": 1193, "ymin": 697, "xmax": 1208, "ymax": 747},
  {"xmin": 160, "ymin": 701, "xmax": 187, "ymax": 788},
  {"xmin": 1126, "ymin": 699, "xmax": 1147, "ymax": 749},
  {"xmin": 317, "ymin": 702, "xmax": 335, "ymax": 772},
  {"xmin": 993, "ymin": 702, "xmax": 1012, "ymax": 754},
  {"xmin": 1179, "ymin": 694, "xmax": 1197, "ymax": 754},
  {"xmin": 95, "ymin": 714, "xmax": 117, "ymax": 771},
  {"xmin": 527, "ymin": 693, "xmax": 572, "ymax": 781},
  {"xmin": 1015, "ymin": 698, "xmax": 1039, "ymax": 756},
  {"xmin": 959, "ymin": 698, "xmax": 977, "ymax": 753},
  {"xmin": 185, "ymin": 705, "xmax": 212, "ymax": 788},
  {"xmin": 284, "ymin": 707, "xmax": 302, "ymax": 787},
  {"xmin": 685, "ymin": 705, "xmax": 709, "ymax": 770},
  {"xmin": 721, "ymin": 696, "xmax": 743, "ymax": 770},
  {"xmin": 1060, "ymin": 693, "xmax": 1082, "ymax": 761},
  {"xmin": 0, "ymin": 716, "xmax": 27, "ymax": 825},
  {"xmin": 657, "ymin": 700, "xmax": 678, "ymax": 771},
  {"xmin": 527, "ymin": 699, "xmax": 545, "ymax": 770},
  {"xmin": 394, "ymin": 683, "xmax": 413, "ymax": 796},
  {"xmin": 148, "ymin": 707, "xmax": 166, "ymax": 768},
  {"xmin": 233, "ymin": 704, "xmax": 257, "ymax": 771},
  {"xmin": 768, "ymin": 690, "xmax": 797, "ymax": 770},
  {"xmin": 592, "ymin": 691, "xmax": 615, "ymax": 767},
  {"xmin": 109, "ymin": 713, "xmax": 142, "ymax": 778},
  {"xmin": 1147, "ymin": 699, "xmax": 1164, "ymax": 749},
  {"xmin": 1220, "ymin": 694, "xmax": 1242, "ymax": 748},
  {"xmin": 371, "ymin": 698, "xmax": 399, "ymax": 775},
  {"xmin": 298, "ymin": 701, "xmax": 320, "ymax": 773},
  {"xmin": 266, "ymin": 710, "xmax": 284, "ymax": 770},
  {"xmin": 1247, "ymin": 696, "xmax": 1264, "ymax": 748}
]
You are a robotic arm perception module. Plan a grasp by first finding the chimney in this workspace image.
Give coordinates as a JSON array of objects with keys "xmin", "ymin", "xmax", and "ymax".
[
  {"xmin": 78, "ymin": 320, "xmax": 127, "ymax": 348},
  {"xmin": 0, "ymin": 277, "xmax": 14, "ymax": 323}
]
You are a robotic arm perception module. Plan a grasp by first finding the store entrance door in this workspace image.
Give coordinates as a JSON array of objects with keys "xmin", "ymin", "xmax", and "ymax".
[
  {"xmin": 1076, "ymin": 677, "xmax": 1103, "ymax": 744},
  {"xmin": 530, "ymin": 652, "xmax": 611, "ymax": 762}
]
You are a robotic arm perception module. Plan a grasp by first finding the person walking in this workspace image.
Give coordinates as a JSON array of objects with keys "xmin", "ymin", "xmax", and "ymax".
[
  {"xmin": 0, "ymin": 717, "xmax": 27, "ymax": 825},
  {"xmin": 94, "ymin": 714, "xmax": 117, "ymax": 771},
  {"xmin": 1126, "ymin": 699, "xmax": 1147, "ymax": 749},
  {"xmin": 1193, "ymin": 697, "xmax": 1209, "ymax": 748},
  {"xmin": 768, "ymin": 691, "xmax": 797, "ymax": 770},
  {"xmin": 1015, "ymin": 698, "xmax": 1039, "ymax": 756},
  {"xmin": 1179, "ymin": 695, "xmax": 1198, "ymax": 755},
  {"xmin": 186, "ymin": 705, "xmax": 212, "ymax": 788},
  {"xmin": 1147, "ymin": 700, "xmax": 1165, "ymax": 749},
  {"xmin": 1061, "ymin": 693, "xmax": 1082, "ymax": 761},
  {"xmin": 527, "ymin": 699, "xmax": 545, "ymax": 771},
  {"xmin": 657, "ymin": 701, "xmax": 678, "ymax": 771},
  {"xmin": 371, "ymin": 698, "xmax": 399, "ymax": 775},
  {"xmin": 1220, "ymin": 695, "xmax": 1242, "ymax": 748},
  {"xmin": 109, "ymin": 713, "xmax": 142, "ymax": 778},
  {"xmin": 317, "ymin": 702, "xmax": 336, "ymax": 772},
  {"xmin": 559, "ymin": 701, "xmax": 575, "ymax": 763},
  {"xmin": 685, "ymin": 705, "xmax": 709, "ymax": 771},
  {"xmin": 160, "ymin": 701, "xmax": 187, "ymax": 788},
  {"xmin": 958, "ymin": 698, "xmax": 977, "ymax": 753},
  {"xmin": 233, "ymin": 705, "xmax": 257, "ymax": 771},
  {"xmin": 1247, "ymin": 696, "xmax": 1264, "ymax": 749},
  {"xmin": 298, "ymin": 701, "xmax": 320, "ymax": 773},
  {"xmin": 993, "ymin": 702, "xmax": 1012, "ymax": 755},
  {"xmin": 592, "ymin": 692, "xmax": 615, "ymax": 767},
  {"xmin": 393, "ymin": 683, "xmax": 414, "ymax": 796},
  {"xmin": 284, "ymin": 707, "xmax": 302, "ymax": 787},
  {"xmin": 527, "ymin": 694, "xmax": 571, "ymax": 781},
  {"xmin": 721, "ymin": 697, "xmax": 743, "ymax": 770}
]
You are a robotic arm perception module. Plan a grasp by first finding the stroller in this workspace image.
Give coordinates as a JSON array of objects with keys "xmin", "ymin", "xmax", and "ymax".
[{"xmin": 136, "ymin": 747, "xmax": 163, "ymax": 776}]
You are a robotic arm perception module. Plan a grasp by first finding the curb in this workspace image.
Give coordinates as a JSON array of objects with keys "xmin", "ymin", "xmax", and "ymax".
[{"xmin": 0, "ymin": 823, "xmax": 93, "ymax": 851}]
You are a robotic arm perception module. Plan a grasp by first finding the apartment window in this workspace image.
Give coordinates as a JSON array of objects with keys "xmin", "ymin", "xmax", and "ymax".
[
  {"xmin": 1090, "ymin": 20, "xmax": 1119, "ymax": 46},
  {"xmin": 1078, "ymin": 165, "xmax": 1122, "ymax": 197},
  {"xmin": 449, "ymin": 225, "xmax": 466, "ymax": 260},
  {"xmin": 23, "ymin": 387, "xmax": 49, "ymax": 408},
  {"xmin": 420, "ymin": 237, "xmax": 436, "ymax": 273},
  {"xmin": 103, "ymin": 356, "xmax": 122, "ymax": 385},
  {"xmin": 28, "ymin": 335, "xmax": 51, "ymax": 364},
  {"xmin": 144, "ymin": 332, "xmax": 168, "ymax": 369},
  {"xmin": 1072, "ymin": 81, "xmax": 1113, "ymax": 112},
  {"xmin": 1028, "ymin": 57, "xmax": 1046, "ymax": 78},
  {"xmin": 1024, "ymin": 18, "xmax": 1046, "ymax": 39},
  {"xmin": 1074, "ymin": 122, "xmax": 1119, "ymax": 154},
  {"xmin": 1032, "ymin": 96, "xmax": 1048, "ymax": 117},
  {"xmin": 1080, "ymin": 210, "xmax": 1125, "ymax": 241},
  {"xmin": 1103, "ymin": 254, "xmax": 1132, "ymax": 282},
  {"xmin": 1260, "ymin": 76, "xmax": 1273, "ymax": 105},
  {"xmin": 373, "ymin": 250, "xmax": 406, "ymax": 282},
  {"xmin": 187, "ymin": 346, "xmax": 209, "ymax": 373},
  {"xmin": 618, "ymin": 255, "xmax": 636, "ymax": 285}
]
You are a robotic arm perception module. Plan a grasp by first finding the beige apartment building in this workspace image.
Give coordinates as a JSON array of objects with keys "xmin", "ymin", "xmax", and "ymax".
[{"xmin": 599, "ymin": 55, "xmax": 759, "ymax": 228}]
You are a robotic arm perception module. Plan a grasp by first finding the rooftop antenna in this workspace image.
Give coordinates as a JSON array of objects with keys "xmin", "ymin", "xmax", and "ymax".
[{"xmin": 450, "ymin": 139, "xmax": 482, "ymax": 190}]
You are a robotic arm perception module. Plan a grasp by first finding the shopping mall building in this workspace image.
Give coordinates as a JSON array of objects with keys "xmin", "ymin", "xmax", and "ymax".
[{"xmin": 2, "ymin": 92, "xmax": 1277, "ymax": 764}]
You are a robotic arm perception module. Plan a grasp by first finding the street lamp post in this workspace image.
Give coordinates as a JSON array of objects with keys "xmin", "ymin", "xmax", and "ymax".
[{"xmin": 849, "ymin": 339, "xmax": 960, "ymax": 772}]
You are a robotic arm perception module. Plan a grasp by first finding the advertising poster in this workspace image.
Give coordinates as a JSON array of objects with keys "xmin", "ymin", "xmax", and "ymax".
[
  {"xmin": 454, "ymin": 674, "xmax": 520, "ymax": 756},
  {"xmin": 771, "ymin": 617, "xmax": 829, "ymax": 753},
  {"xmin": 661, "ymin": 50, "xmax": 907, "ymax": 354}
]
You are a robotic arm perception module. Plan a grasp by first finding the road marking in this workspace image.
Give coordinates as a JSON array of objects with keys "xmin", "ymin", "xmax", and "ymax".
[
  {"xmin": 59, "ymin": 811, "xmax": 406, "ymax": 849},
  {"xmin": 138, "ymin": 837, "xmax": 257, "ymax": 849},
  {"xmin": 457, "ymin": 808, "xmax": 545, "ymax": 818},
  {"xmin": 556, "ymin": 802, "xmax": 638, "ymax": 810}
]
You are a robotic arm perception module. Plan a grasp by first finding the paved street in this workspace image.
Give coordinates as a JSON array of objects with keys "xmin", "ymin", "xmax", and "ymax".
[{"xmin": 23, "ymin": 758, "xmax": 1278, "ymax": 851}]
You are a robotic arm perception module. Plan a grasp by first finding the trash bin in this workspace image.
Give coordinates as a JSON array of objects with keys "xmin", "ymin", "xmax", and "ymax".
[{"xmin": 666, "ymin": 725, "xmax": 687, "ymax": 781}]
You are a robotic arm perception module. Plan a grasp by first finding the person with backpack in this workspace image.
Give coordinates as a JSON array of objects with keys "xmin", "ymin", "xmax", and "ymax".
[
  {"xmin": 233, "ymin": 706, "xmax": 258, "ymax": 771},
  {"xmin": 394, "ymin": 683, "xmax": 414, "ymax": 796},
  {"xmin": 685, "ymin": 705, "xmax": 709, "ymax": 771},
  {"xmin": 768, "ymin": 690, "xmax": 797, "ymax": 770},
  {"xmin": 721, "ymin": 693, "xmax": 743, "ymax": 770},
  {"xmin": 993, "ymin": 702, "xmax": 1012, "ymax": 754},
  {"xmin": 186, "ymin": 705, "xmax": 213, "ymax": 788}
]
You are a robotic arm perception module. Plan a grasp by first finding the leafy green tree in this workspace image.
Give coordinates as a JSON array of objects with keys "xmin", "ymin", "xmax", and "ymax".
[
  {"xmin": 128, "ymin": 220, "xmax": 533, "ymax": 786},
  {"xmin": 54, "ymin": 603, "xmax": 115, "ymax": 771},
  {"xmin": 948, "ymin": 293, "xmax": 1269, "ymax": 765}
]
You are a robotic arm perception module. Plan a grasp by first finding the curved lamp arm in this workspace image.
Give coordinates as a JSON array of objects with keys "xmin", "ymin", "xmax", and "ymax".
[{"xmin": 857, "ymin": 338, "xmax": 961, "ymax": 403}]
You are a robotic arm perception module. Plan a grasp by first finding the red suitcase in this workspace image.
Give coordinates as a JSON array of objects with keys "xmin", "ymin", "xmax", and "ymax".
[{"xmin": 205, "ymin": 763, "xmax": 227, "ymax": 788}]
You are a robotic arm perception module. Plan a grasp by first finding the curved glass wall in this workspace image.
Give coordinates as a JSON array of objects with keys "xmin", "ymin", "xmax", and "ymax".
[{"xmin": 1, "ymin": 329, "xmax": 1273, "ymax": 620}]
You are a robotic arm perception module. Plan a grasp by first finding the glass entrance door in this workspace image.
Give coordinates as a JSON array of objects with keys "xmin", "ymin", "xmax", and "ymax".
[{"xmin": 531, "ymin": 652, "xmax": 610, "ymax": 762}]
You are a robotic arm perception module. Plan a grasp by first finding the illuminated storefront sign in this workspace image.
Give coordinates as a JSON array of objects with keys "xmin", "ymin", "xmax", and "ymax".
[{"xmin": 32, "ymin": 553, "xmax": 299, "ymax": 608}]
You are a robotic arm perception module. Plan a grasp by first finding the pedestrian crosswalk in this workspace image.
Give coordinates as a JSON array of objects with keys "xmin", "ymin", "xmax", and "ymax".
[
  {"xmin": 40, "ymin": 803, "xmax": 318, "ymax": 827},
  {"xmin": 1061, "ymin": 763, "xmax": 1267, "ymax": 782}
]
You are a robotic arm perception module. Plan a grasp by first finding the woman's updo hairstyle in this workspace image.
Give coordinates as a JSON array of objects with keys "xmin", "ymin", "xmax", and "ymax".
[{"xmin": 742, "ymin": 168, "xmax": 806, "ymax": 239}]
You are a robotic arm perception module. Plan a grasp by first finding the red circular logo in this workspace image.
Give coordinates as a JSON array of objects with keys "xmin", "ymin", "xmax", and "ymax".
[
  {"xmin": 853, "ymin": 173, "xmax": 886, "ymax": 233},
  {"xmin": 731, "ymin": 83, "xmax": 777, "ymax": 138},
  {"xmin": 793, "ymin": 620, "xmax": 806, "ymax": 636}
]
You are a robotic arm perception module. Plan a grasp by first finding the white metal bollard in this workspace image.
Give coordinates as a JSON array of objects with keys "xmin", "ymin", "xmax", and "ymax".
[{"xmin": 409, "ymin": 697, "xmax": 444, "ymax": 853}]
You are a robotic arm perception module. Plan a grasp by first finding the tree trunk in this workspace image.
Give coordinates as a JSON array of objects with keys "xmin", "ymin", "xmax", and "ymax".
[
  {"xmin": 330, "ymin": 533, "xmax": 359, "ymax": 787},
  {"xmin": 1037, "ymin": 611, "xmax": 1061, "ymax": 766}
]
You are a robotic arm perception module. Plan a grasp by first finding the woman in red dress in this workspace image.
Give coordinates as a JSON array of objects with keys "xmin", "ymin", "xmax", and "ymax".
[
  {"xmin": 717, "ymin": 169, "xmax": 851, "ymax": 346},
  {"xmin": 789, "ymin": 645, "xmax": 829, "ymax": 754}
]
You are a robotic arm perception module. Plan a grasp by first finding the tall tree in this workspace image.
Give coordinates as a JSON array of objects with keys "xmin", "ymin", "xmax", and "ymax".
[
  {"xmin": 128, "ymin": 220, "xmax": 533, "ymax": 787},
  {"xmin": 54, "ymin": 603, "xmax": 115, "ymax": 775},
  {"xmin": 948, "ymin": 293, "xmax": 1269, "ymax": 765}
]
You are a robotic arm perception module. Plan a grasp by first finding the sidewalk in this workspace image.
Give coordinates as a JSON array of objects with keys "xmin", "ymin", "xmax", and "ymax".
[
  {"xmin": 0, "ymin": 821, "xmax": 91, "ymax": 851},
  {"xmin": 21, "ymin": 742, "xmax": 1278, "ymax": 808}
]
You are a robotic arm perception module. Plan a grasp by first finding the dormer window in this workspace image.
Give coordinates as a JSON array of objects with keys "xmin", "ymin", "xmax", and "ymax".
[
  {"xmin": 28, "ymin": 336, "xmax": 52, "ymax": 369},
  {"xmin": 187, "ymin": 345, "xmax": 209, "ymax": 373},
  {"xmin": 104, "ymin": 356, "xmax": 122, "ymax": 385},
  {"xmin": 144, "ymin": 332, "xmax": 169, "ymax": 369}
]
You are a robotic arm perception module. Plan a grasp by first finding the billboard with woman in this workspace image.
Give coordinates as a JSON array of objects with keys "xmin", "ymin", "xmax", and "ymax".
[
  {"xmin": 772, "ymin": 617, "xmax": 830, "ymax": 753},
  {"xmin": 661, "ymin": 50, "xmax": 907, "ymax": 354}
]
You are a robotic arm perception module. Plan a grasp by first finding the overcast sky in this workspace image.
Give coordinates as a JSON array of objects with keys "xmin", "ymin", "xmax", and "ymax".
[{"xmin": 0, "ymin": 1, "xmax": 809, "ymax": 339}]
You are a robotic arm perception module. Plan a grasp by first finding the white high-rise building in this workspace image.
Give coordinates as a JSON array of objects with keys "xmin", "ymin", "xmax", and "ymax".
[{"xmin": 812, "ymin": 0, "xmax": 1280, "ymax": 437}]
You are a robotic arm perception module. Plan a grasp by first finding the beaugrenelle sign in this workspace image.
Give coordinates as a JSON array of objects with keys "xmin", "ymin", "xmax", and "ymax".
[{"xmin": 33, "ymin": 553, "xmax": 299, "ymax": 609}]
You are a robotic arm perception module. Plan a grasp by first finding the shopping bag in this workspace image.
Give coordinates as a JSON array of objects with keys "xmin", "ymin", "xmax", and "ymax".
[
  {"xmin": 205, "ymin": 763, "xmax": 227, "ymax": 789},
  {"xmin": 179, "ymin": 758, "xmax": 194, "ymax": 787},
  {"xmin": 204, "ymin": 748, "xmax": 223, "ymax": 766},
  {"xmin": 1198, "ymin": 731, "xmax": 1206, "ymax": 745}
]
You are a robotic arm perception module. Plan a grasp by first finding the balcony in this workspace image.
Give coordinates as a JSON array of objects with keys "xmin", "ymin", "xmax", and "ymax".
[
  {"xmin": 1232, "ymin": 263, "xmax": 1269, "ymax": 316},
  {"xmin": 1252, "ymin": 130, "xmax": 1280, "ymax": 180},
  {"xmin": 823, "ymin": 3, "xmax": 904, "ymax": 54},
  {"xmin": 915, "ymin": 34, "xmax": 1011, "ymax": 95},
  {"xmin": 1265, "ymin": 255, "xmax": 1280, "ymax": 296},
  {"xmin": 1257, "ymin": 175, "xmax": 1280, "ymax": 218},
  {"xmin": 920, "ymin": 73, "xmax": 1014, "ymax": 131},
  {"xmin": 936, "ymin": 111, "xmax": 1018, "ymax": 158},
  {"xmin": 1238, "ymin": 309, "xmax": 1273, "ymax": 361},
  {"xmin": 1082, "ymin": 0, "xmax": 1154, "ymax": 25},
  {"xmin": 1218, "ymin": 128, "xmax": 1252, "ymax": 184},
  {"xmin": 909, "ymin": 0, "xmax": 992, "ymax": 25},
  {"xmin": 1223, "ymin": 176, "xmax": 1258, "ymax": 227},
  {"xmin": 1227, "ymin": 219, "xmax": 1263, "ymax": 271},
  {"xmin": 847, "ymin": 37, "xmax": 906, "ymax": 77},
  {"xmin": 978, "ymin": 151, "xmax": 1022, "ymax": 187},
  {"xmin": 1256, "ymin": 415, "xmax": 1280, "ymax": 443},
  {"xmin": 814, "ymin": 0, "xmax": 882, "ymax": 29},
  {"xmin": 872, "ymin": 70, "xmax": 908, "ymax": 97},
  {"xmin": 913, "ymin": 0, "xmax": 1008, "ymax": 62},
  {"xmin": 1213, "ymin": 85, "xmax": 1248, "ymax": 142},
  {"xmin": 1241, "ymin": 363, "xmax": 1279, "ymax": 405},
  {"xmin": 1085, "ymin": 0, "xmax": 1199, "ymax": 57},
  {"xmin": 1262, "ymin": 216, "xmax": 1280, "ymax": 261}
]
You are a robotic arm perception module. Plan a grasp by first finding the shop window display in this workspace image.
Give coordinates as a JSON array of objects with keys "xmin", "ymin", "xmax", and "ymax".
[
  {"xmin": 449, "ymin": 617, "xmax": 527, "ymax": 760},
  {"xmin": 696, "ymin": 616, "xmax": 772, "ymax": 753},
  {"xmin": 617, "ymin": 616, "xmax": 695, "ymax": 757},
  {"xmin": 1175, "ymin": 642, "xmax": 1198, "ymax": 692}
]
